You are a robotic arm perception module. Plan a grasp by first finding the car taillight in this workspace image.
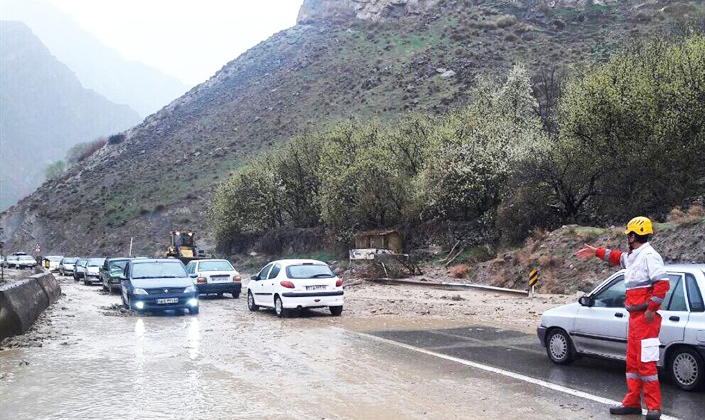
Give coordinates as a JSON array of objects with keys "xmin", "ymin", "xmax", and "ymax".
[
  {"xmin": 280, "ymin": 281, "xmax": 295, "ymax": 289},
  {"xmin": 197, "ymin": 276, "xmax": 207, "ymax": 284},
  {"xmin": 234, "ymin": 275, "xmax": 241, "ymax": 282},
  {"xmin": 336, "ymin": 279, "xmax": 343, "ymax": 287}
]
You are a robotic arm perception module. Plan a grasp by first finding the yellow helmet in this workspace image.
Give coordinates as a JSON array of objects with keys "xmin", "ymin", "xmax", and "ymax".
[{"xmin": 625, "ymin": 216, "xmax": 653, "ymax": 235}]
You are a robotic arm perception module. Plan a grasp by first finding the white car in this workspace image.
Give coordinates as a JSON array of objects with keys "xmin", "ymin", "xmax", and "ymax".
[
  {"xmin": 538, "ymin": 264, "xmax": 705, "ymax": 391},
  {"xmin": 15, "ymin": 255, "xmax": 37, "ymax": 269},
  {"xmin": 84, "ymin": 257, "xmax": 106, "ymax": 285},
  {"xmin": 185, "ymin": 259, "xmax": 242, "ymax": 298},
  {"xmin": 247, "ymin": 259, "xmax": 344, "ymax": 317}
]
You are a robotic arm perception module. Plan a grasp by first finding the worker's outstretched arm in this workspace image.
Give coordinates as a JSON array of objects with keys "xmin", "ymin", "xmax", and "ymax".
[{"xmin": 577, "ymin": 244, "xmax": 625, "ymax": 268}]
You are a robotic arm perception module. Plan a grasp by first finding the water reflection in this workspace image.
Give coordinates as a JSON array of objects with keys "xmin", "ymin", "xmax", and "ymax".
[{"xmin": 187, "ymin": 317, "xmax": 200, "ymax": 360}]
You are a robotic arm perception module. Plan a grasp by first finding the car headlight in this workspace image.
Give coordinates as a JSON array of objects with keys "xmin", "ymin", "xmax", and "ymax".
[
  {"xmin": 133, "ymin": 288, "xmax": 148, "ymax": 295},
  {"xmin": 184, "ymin": 286, "xmax": 196, "ymax": 293}
]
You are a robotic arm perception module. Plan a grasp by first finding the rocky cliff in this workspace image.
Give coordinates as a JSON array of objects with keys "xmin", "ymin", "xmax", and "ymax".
[{"xmin": 298, "ymin": 0, "xmax": 621, "ymax": 23}]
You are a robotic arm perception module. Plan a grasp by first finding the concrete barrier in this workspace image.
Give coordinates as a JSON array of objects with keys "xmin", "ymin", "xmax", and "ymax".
[
  {"xmin": 34, "ymin": 272, "xmax": 61, "ymax": 304},
  {"xmin": 0, "ymin": 272, "xmax": 61, "ymax": 340}
]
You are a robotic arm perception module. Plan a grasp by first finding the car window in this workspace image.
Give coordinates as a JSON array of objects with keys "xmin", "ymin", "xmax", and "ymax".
[
  {"xmin": 686, "ymin": 274, "xmax": 704, "ymax": 312},
  {"xmin": 198, "ymin": 261, "xmax": 234, "ymax": 271},
  {"xmin": 593, "ymin": 275, "xmax": 626, "ymax": 308},
  {"xmin": 109, "ymin": 260, "xmax": 129, "ymax": 272},
  {"xmin": 268, "ymin": 263, "xmax": 281, "ymax": 279},
  {"xmin": 662, "ymin": 273, "xmax": 684, "ymax": 311},
  {"xmin": 185, "ymin": 262, "xmax": 194, "ymax": 274},
  {"xmin": 131, "ymin": 262, "xmax": 187, "ymax": 279},
  {"xmin": 665, "ymin": 275, "xmax": 687, "ymax": 311},
  {"xmin": 258, "ymin": 263, "xmax": 273, "ymax": 280},
  {"xmin": 285, "ymin": 264, "xmax": 335, "ymax": 280}
]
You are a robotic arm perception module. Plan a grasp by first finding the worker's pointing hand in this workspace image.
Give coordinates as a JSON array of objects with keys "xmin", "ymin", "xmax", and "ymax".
[{"xmin": 576, "ymin": 244, "xmax": 597, "ymax": 260}]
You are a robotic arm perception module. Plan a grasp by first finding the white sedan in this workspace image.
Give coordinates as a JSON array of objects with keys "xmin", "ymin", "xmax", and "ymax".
[
  {"xmin": 538, "ymin": 264, "xmax": 705, "ymax": 391},
  {"xmin": 247, "ymin": 259, "xmax": 344, "ymax": 318}
]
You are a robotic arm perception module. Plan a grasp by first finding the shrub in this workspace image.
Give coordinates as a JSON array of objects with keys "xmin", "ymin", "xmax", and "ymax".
[
  {"xmin": 449, "ymin": 264, "xmax": 469, "ymax": 279},
  {"xmin": 108, "ymin": 133, "xmax": 126, "ymax": 145},
  {"xmin": 77, "ymin": 138, "xmax": 107, "ymax": 162}
]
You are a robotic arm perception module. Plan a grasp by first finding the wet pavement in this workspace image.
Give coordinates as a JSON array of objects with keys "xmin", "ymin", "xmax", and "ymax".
[
  {"xmin": 0, "ymin": 277, "xmax": 699, "ymax": 419},
  {"xmin": 371, "ymin": 327, "xmax": 704, "ymax": 420}
]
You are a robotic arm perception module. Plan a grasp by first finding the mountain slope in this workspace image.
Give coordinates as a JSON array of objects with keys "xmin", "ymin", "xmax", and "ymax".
[
  {"xmin": 1, "ymin": 0, "xmax": 702, "ymax": 255},
  {"xmin": 0, "ymin": 21, "xmax": 142, "ymax": 210},
  {"xmin": 0, "ymin": 0, "xmax": 191, "ymax": 117}
]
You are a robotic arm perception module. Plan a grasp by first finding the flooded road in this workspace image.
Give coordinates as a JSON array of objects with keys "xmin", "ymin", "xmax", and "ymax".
[{"xmin": 0, "ymin": 277, "xmax": 661, "ymax": 420}]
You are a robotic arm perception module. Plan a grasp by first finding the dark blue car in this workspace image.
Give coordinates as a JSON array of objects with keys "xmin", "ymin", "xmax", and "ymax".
[{"xmin": 120, "ymin": 259, "xmax": 199, "ymax": 315}]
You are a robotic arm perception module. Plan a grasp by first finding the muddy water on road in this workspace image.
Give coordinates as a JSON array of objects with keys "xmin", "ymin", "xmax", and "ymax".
[{"xmin": 1, "ymin": 279, "xmax": 604, "ymax": 420}]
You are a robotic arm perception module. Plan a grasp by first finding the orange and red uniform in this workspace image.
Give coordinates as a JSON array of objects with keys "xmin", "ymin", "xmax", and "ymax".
[{"xmin": 596, "ymin": 243, "xmax": 670, "ymax": 411}]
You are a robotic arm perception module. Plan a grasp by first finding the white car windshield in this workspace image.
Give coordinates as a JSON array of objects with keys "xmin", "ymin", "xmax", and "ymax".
[
  {"xmin": 132, "ymin": 262, "xmax": 187, "ymax": 279},
  {"xmin": 63, "ymin": 258, "xmax": 78, "ymax": 264},
  {"xmin": 18, "ymin": 256, "xmax": 35, "ymax": 261},
  {"xmin": 198, "ymin": 261, "xmax": 234, "ymax": 272},
  {"xmin": 88, "ymin": 258, "xmax": 105, "ymax": 267},
  {"xmin": 47, "ymin": 257, "xmax": 63, "ymax": 262},
  {"xmin": 286, "ymin": 264, "xmax": 334, "ymax": 279}
]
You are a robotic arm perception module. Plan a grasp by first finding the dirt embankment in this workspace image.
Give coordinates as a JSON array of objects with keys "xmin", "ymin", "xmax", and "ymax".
[{"xmin": 464, "ymin": 216, "xmax": 705, "ymax": 294}]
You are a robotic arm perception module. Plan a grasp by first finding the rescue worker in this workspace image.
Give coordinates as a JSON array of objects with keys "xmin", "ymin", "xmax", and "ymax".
[{"xmin": 577, "ymin": 216, "xmax": 669, "ymax": 420}]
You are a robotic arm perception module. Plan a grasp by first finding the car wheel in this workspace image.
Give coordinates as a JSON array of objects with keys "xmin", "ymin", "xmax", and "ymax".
[
  {"xmin": 274, "ymin": 295, "xmax": 288, "ymax": 318},
  {"xmin": 232, "ymin": 292, "xmax": 239, "ymax": 299},
  {"xmin": 217, "ymin": 292, "xmax": 224, "ymax": 298},
  {"xmin": 247, "ymin": 291, "xmax": 259, "ymax": 311},
  {"xmin": 669, "ymin": 347, "xmax": 704, "ymax": 391},
  {"xmin": 190, "ymin": 306, "xmax": 199, "ymax": 315},
  {"xmin": 102, "ymin": 282, "xmax": 108, "ymax": 292},
  {"xmin": 83, "ymin": 279, "xmax": 89, "ymax": 286},
  {"xmin": 122, "ymin": 294, "xmax": 129, "ymax": 309},
  {"xmin": 330, "ymin": 306, "xmax": 343, "ymax": 316},
  {"xmin": 546, "ymin": 329, "xmax": 576, "ymax": 365}
]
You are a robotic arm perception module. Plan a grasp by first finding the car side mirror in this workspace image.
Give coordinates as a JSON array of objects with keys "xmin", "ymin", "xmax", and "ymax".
[
  {"xmin": 190, "ymin": 273, "xmax": 197, "ymax": 278},
  {"xmin": 251, "ymin": 275, "xmax": 258, "ymax": 281},
  {"xmin": 578, "ymin": 295, "xmax": 593, "ymax": 307},
  {"xmin": 119, "ymin": 274, "xmax": 127, "ymax": 281}
]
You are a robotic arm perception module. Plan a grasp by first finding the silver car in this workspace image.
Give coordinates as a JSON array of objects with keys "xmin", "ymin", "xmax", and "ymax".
[{"xmin": 537, "ymin": 264, "xmax": 705, "ymax": 392}]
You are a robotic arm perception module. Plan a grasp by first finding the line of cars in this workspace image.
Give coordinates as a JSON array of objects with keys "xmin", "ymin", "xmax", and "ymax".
[
  {"xmin": 48, "ymin": 255, "xmax": 345, "ymax": 318},
  {"xmin": 2, "ymin": 252, "xmax": 38, "ymax": 269}
]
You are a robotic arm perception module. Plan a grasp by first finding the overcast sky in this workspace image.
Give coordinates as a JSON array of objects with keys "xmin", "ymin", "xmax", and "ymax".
[{"xmin": 44, "ymin": 0, "xmax": 304, "ymax": 85}]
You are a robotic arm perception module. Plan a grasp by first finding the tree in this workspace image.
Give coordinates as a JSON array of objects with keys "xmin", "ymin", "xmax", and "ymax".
[{"xmin": 45, "ymin": 160, "xmax": 66, "ymax": 181}]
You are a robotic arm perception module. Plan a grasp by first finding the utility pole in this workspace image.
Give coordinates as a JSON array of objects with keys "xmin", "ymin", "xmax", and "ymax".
[{"xmin": 128, "ymin": 237, "xmax": 133, "ymax": 257}]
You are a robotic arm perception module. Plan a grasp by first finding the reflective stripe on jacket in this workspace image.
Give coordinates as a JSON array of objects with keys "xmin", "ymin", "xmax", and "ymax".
[{"xmin": 596, "ymin": 243, "xmax": 670, "ymax": 311}]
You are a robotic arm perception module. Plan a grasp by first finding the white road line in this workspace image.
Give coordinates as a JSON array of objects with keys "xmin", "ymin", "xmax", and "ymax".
[{"xmin": 356, "ymin": 332, "xmax": 683, "ymax": 420}]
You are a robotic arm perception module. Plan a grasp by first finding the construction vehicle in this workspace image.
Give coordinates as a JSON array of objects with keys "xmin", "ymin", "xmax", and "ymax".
[{"xmin": 166, "ymin": 230, "xmax": 206, "ymax": 264}]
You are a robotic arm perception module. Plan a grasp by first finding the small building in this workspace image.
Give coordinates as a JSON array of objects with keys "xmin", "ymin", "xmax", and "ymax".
[{"xmin": 353, "ymin": 229, "xmax": 404, "ymax": 254}]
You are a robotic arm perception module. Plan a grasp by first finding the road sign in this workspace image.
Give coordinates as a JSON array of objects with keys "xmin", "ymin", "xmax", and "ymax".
[{"xmin": 529, "ymin": 269, "xmax": 540, "ymax": 287}]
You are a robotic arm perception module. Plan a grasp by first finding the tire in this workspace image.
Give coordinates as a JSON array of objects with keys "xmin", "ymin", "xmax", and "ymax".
[
  {"xmin": 122, "ymin": 294, "xmax": 129, "ymax": 309},
  {"xmin": 232, "ymin": 292, "xmax": 239, "ymax": 299},
  {"xmin": 546, "ymin": 329, "xmax": 576, "ymax": 365},
  {"xmin": 102, "ymin": 281, "xmax": 108, "ymax": 292},
  {"xmin": 274, "ymin": 295, "xmax": 288, "ymax": 318},
  {"xmin": 247, "ymin": 291, "xmax": 259, "ymax": 311},
  {"xmin": 668, "ymin": 347, "xmax": 704, "ymax": 391},
  {"xmin": 83, "ymin": 279, "xmax": 89, "ymax": 286},
  {"xmin": 190, "ymin": 306, "xmax": 199, "ymax": 315},
  {"xmin": 330, "ymin": 306, "xmax": 343, "ymax": 316},
  {"xmin": 217, "ymin": 292, "xmax": 224, "ymax": 298}
]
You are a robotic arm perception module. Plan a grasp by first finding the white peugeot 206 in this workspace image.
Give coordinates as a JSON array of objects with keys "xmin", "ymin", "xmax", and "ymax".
[{"xmin": 247, "ymin": 259, "xmax": 344, "ymax": 318}]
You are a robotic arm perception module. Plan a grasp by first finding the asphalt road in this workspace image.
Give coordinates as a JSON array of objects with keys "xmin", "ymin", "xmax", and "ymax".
[{"xmin": 370, "ymin": 326, "xmax": 704, "ymax": 420}]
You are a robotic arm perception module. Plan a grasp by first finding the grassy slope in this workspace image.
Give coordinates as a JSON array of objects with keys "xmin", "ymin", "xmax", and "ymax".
[{"xmin": 1, "ymin": 0, "xmax": 703, "ymax": 256}]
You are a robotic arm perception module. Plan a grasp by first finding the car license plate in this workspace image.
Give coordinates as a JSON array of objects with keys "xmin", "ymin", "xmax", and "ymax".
[
  {"xmin": 157, "ymin": 298, "xmax": 178, "ymax": 304},
  {"xmin": 211, "ymin": 275, "xmax": 230, "ymax": 283},
  {"xmin": 306, "ymin": 285, "xmax": 327, "ymax": 291}
]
